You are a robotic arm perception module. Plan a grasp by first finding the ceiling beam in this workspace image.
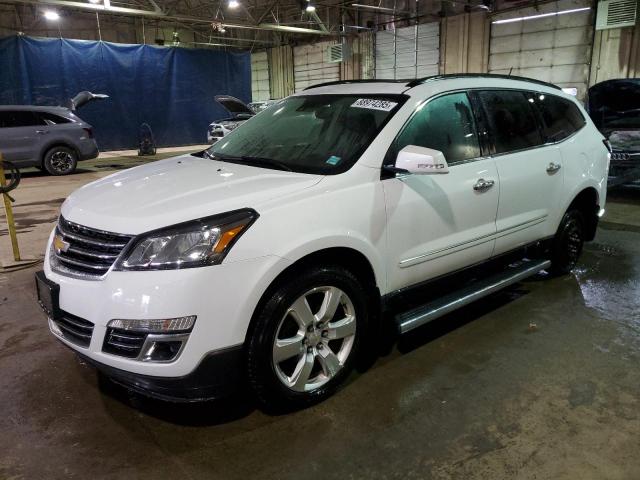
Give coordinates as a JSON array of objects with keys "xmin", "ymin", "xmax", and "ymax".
[{"xmin": 2, "ymin": 0, "xmax": 335, "ymax": 34}]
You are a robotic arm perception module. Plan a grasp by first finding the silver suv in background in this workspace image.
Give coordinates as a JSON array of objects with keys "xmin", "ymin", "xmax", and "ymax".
[{"xmin": 0, "ymin": 92, "xmax": 107, "ymax": 175}]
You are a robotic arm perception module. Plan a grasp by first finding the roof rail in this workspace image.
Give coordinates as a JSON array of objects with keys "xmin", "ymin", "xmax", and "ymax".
[
  {"xmin": 303, "ymin": 79, "xmax": 410, "ymax": 90},
  {"xmin": 405, "ymin": 74, "xmax": 562, "ymax": 91}
]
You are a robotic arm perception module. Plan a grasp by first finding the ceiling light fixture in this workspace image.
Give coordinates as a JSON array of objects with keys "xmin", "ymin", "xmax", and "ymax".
[
  {"xmin": 88, "ymin": 0, "xmax": 102, "ymax": 4},
  {"xmin": 305, "ymin": 1, "xmax": 316, "ymax": 12},
  {"xmin": 492, "ymin": 7, "xmax": 590, "ymax": 24},
  {"xmin": 228, "ymin": 0, "xmax": 240, "ymax": 9},
  {"xmin": 43, "ymin": 10, "xmax": 60, "ymax": 20}
]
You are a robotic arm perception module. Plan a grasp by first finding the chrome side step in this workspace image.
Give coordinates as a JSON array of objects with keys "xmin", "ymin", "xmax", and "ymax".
[{"xmin": 396, "ymin": 259, "xmax": 551, "ymax": 334}]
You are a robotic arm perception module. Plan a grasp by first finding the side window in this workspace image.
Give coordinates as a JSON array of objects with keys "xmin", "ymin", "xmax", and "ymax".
[
  {"xmin": 37, "ymin": 111, "xmax": 72, "ymax": 125},
  {"xmin": 390, "ymin": 92, "xmax": 481, "ymax": 165},
  {"xmin": 0, "ymin": 111, "xmax": 45, "ymax": 128},
  {"xmin": 534, "ymin": 94, "xmax": 586, "ymax": 142},
  {"xmin": 478, "ymin": 90, "xmax": 543, "ymax": 154}
]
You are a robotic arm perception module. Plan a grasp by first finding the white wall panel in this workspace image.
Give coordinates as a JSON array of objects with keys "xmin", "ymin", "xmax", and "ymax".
[
  {"xmin": 374, "ymin": 22, "xmax": 440, "ymax": 79},
  {"xmin": 293, "ymin": 42, "xmax": 340, "ymax": 92},
  {"xmin": 489, "ymin": 0, "xmax": 593, "ymax": 99},
  {"xmin": 251, "ymin": 51, "xmax": 270, "ymax": 101}
]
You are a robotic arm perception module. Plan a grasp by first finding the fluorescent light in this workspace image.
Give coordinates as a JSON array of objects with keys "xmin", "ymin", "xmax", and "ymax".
[
  {"xmin": 88, "ymin": 0, "xmax": 101, "ymax": 3},
  {"xmin": 306, "ymin": 3, "xmax": 316, "ymax": 12},
  {"xmin": 492, "ymin": 7, "xmax": 590, "ymax": 24},
  {"xmin": 43, "ymin": 10, "xmax": 60, "ymax": 20},
  {"xmin": 228, "ymin": 0, "xmax": 239, "ymax": 8}
]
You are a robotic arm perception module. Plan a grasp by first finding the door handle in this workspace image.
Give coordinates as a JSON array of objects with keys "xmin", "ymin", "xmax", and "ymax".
[
  {"xmin": 35, "ymin": 130, "xmax": 49, "ymax": 135},
  {"xmin": 473, "ymin": 178, "xmax": 495, "ymax": 192},
  {"xmin": 546, "ymin": 162, "xmax": 561, "ymax": 174}
]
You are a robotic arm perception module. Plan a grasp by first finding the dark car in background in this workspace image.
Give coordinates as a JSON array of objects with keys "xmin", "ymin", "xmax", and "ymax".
[
  {"xmin": 588, "ymin": 79, "xmax": 640, "ymax": 185},
  {"xmin": 0, "ymin": 92, "xmax": 107, "ymax": 175}
]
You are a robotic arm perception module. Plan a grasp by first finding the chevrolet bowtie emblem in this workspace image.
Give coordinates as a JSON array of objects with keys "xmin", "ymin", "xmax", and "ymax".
[{"xmin": 53, "ymin": 234, "xmax": 70, "ymax": 254}]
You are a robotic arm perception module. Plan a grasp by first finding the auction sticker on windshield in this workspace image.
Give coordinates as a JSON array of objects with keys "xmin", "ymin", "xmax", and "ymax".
[{"xmin": 351, "ymin": 98, "xmax": 398, "ymax": 111}]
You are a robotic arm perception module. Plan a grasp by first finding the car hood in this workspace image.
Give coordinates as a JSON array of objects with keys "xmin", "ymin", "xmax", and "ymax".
[{"xmin": 61, "ymin": 154, "xmax": 323, "ymax": 235}]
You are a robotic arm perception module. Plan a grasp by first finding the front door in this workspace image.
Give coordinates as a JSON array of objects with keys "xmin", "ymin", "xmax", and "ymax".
[{"xmin": 383, "ymin": 92, "xmax": 500, "ymax": 292}]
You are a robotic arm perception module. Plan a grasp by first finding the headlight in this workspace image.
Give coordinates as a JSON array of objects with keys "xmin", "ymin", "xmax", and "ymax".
[{"xmin": 115, "ymin": 209, "xmax": 258, "ymax": 271}]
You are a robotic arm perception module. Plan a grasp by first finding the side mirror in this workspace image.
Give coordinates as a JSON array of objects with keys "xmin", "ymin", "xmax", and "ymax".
[{"xmin": 394, "ymin": 145, "xmax": 449, "ymax": 174}]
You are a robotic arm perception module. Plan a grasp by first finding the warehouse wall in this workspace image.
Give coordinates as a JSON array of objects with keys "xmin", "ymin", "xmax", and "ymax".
[
  {"xmin": 441, "ymin": 12, "xmax": 490, "ymax": 74},
  {"xmin": 590, "ymin": 23, "xmax": 640, "ymax": 85}
]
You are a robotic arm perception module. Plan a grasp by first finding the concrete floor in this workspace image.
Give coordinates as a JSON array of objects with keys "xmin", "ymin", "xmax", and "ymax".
[{"xmin": 1, "ymin": 156, "xmax": 640, "ymax": 479}]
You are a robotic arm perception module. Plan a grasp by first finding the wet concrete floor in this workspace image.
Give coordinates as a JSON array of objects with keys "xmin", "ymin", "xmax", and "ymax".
[{"xmin": 1, "ymin": 173, "xmax": 640, "ymax": 479}]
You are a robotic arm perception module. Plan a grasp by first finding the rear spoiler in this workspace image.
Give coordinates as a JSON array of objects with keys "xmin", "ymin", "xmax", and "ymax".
[{"xmin": 69, "ymin": 91, "xmax": 109, "ymax": 111}]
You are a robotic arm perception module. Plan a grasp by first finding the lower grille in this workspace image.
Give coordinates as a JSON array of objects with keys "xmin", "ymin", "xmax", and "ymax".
[
  {"xmin": 52, "ymin": 216, "xmax": 133, "ymax": 278},
  {"xmin": 103, "ymin": 328, "xmax": 147, "ymax": 359},
  {"xmin": 53, "ymin": 311, "xmax": 94, "ymax": 347}
]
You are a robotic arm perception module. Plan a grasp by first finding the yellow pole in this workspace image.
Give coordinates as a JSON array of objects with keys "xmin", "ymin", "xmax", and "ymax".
[{"xmin": 0, "ymin": 153, "xmax": 21, "ymax": 261}]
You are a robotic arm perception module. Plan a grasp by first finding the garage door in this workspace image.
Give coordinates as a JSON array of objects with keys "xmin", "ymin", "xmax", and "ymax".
[
  {"xmin": 489, "ymin": 0, "xmax": 593, "ymax": 99},
  {"xmin": 293, "ymin": 42, "xmax": 340, "ymax": 92},
  {"xmin": 375, "ymin": 22, "xmax": 440, "ymax": 80},
  {"xmin": 251, "ymin": 51, "xmax": 270, "ymax": 101}
]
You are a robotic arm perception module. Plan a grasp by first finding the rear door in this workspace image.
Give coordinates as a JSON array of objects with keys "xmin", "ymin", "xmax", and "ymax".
[
  {"xmin": 0, "ymin": 110, "xmax": 46, "ymax": 165},
  {"xmin": 476, "ymin": 90, "xmax": 564, "ymax": 255},
  {"xmin": 383, "ymin": 91, "xmax": 499, "ymax": 292}
]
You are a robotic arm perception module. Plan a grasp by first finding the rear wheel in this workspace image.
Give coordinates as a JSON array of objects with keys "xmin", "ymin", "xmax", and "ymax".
[
  {"xmin": 246, "ymin": 265, "xmax": 370, "ymax": 412},
  {"xmin": 43, "ymin": 146, "xmax": 77, "ymax": 176},
  {"xmin": 549, "ymin": 209, "xmax": 585, "ymax": 275}
]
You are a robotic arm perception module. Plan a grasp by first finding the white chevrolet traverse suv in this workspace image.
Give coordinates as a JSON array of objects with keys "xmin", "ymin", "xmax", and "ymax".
[{"xmin": 36, "ymin": 75, "xmax": 609, "ymax": 410}]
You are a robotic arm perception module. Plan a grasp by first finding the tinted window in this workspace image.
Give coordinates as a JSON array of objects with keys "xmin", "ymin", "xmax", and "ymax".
[
  {"xmin": 390, "ymin": 92, "xmax": 481, "ymax": 165},
  {"xmin": 0, "ymin": 111, "xmax": 45, "ymax": 128},
  {"xmin": 478, "ymin": 90, "xmax": 543, "ymax": 154},
  {"xmin": 38, "ymin": 111, "xmax": 72, "ymax": 125},
  {"xmin": 533, "ymin": 94, "xmax": 585, "ymax": 142}
]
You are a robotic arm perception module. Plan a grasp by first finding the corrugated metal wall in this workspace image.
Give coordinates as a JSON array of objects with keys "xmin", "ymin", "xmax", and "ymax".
[
  {"xmin": 251, "ymin": 51, "xmax": 270, "ymax": 101},
  {"xmin": 375, "ymin": 23, "xmax": 440, "ymax": 79},
  {"xmin": 441, "ymin": 12, "xmax": 490, "ymax": 74},
  {"xmin": 268, "ymin": 45, "xmax": 295, "ymax": 99},
  {"xmin": 590, "ymin": 22, "xmax": 640, "ymax": 85},
  {"xmin": 293, "ymin": 41, "xmax": 340, "ymax": 91},
  {"xmin": 489, "ymin": 0, "xmax": 594, "ymax": 99}
]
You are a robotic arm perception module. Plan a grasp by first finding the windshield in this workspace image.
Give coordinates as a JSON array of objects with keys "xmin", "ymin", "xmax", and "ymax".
[{"xmin": 207, "ymin": 94, "xmax": 405, "ymax": 174}]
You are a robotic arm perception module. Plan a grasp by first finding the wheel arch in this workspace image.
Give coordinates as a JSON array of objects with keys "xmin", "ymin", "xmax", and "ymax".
[
  {"xmin": 40, "ymin": 141, "xmax": 79, "ymax": 167},
  {"xmin": 244, "ymin": 246, "xmax": 382, "ymax": 345},
  {"xmin": 565, "ymin": 186, "xmax": 600, "ymax": 241}
]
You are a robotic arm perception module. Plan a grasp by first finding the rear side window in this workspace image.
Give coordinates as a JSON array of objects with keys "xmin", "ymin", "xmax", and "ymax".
[
  {"xmin": 0, "ymin": 111, "xmax": 45, "ymax": 128},
  {"xmin": 389, "ymin": 92, "xmax": 481, "ymax": 165},
  {"xmin": 478, "ymin": 90, "xmax": 543, "ymax": 154},
  {"xmin": 37, "ymin": 111, "xmax": 72, "ymax": 125},
  {"xmin": 533, "ymin": 94, "xmax": 586, "ymax": 142}
]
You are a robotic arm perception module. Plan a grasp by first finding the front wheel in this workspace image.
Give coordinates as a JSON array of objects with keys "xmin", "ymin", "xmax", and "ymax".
[
  {"xmin": 549, "ymin": 209, "xmax": 585, "ymax": 275},
  {"xmin": 43, "ymin": 146, "xmax": 78, "ymax": 176},
  {"xmin": 246, "ymin": 265, "xmax": 370, "ymax": 412}
]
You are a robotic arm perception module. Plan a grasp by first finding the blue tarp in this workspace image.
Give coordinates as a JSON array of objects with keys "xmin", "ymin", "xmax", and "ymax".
[{"xmin": 0, "ymin": 35, "xmax": 251, "ymax": 150}]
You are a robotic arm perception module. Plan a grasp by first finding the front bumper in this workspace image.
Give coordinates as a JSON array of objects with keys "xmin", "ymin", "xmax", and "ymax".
[
  {"xmin": 78, "ymin": 344, "xmax": 244, "ymax": 402},
  {"xmin": 41, "ymin": 232, "xmax": 290, "ymax": 382}
]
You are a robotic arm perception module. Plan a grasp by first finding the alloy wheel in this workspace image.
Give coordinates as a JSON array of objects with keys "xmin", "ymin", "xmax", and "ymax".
[
  {"xmin": 50, "ymin": 151, "xmax": 74, "ymax": 173},
  {"xmin": 272, "ymin": 286, "xmax": 356, "ymax": 392}
]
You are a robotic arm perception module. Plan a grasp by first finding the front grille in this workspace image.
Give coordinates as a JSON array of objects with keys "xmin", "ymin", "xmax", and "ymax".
[
  {"xmin": 53, "ymin": 311, "xmax": 94, "ymax": 347},
  {"xmin": 103, "ymin": 328, "xmax": 147, "ymax": 358},
  {"xmin": 53, "ymin": 216, "xmax": 133, "ymax": 277}
]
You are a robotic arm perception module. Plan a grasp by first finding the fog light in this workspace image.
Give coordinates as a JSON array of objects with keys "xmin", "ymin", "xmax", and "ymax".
[
  {"xmin": 107, "ymin": 315, "xmax": 196, "ymax": 333},
  {"xmin": 140, "ymin": 339, "xmax": 185, "ymax": 362}
]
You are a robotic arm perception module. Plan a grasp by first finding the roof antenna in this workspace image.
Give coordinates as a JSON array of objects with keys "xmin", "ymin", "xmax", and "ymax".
[{"xmin": 508, "ymin": 67, "xmax": 513, "ymax": 76}]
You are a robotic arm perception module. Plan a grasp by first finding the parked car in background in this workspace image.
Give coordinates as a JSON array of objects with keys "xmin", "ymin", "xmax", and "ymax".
[
  {"xmin": 37, "ymin": 75, "xmax": 608, "ymax": 411},
  {"xmin": 207, "ymin": 95, "xmax": 278, "ymax": 143},
  {"xmin": 588, "ymin": 79, "xmax": 640, "ymax": 185},
  {"xmin": 0, "ymin": 91, "xmax": 107, "ymax": 175}
]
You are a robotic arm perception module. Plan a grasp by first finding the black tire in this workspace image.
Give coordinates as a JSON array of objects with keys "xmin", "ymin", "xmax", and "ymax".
[
  {"xmin": 43, "ymin": 146, "xmax": 78, "ymax": 176},
  {"xmin": 246, "ymin": 265, "xmax": 372, "ymax": 412},
  {"xmin": 549, "ymin": 209, "xmax": 585, "ymax": 275}
]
